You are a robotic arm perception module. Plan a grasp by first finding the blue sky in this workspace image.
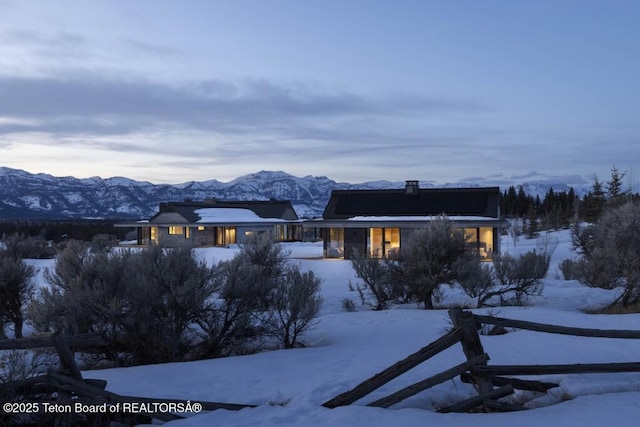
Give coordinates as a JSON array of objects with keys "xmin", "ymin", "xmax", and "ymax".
[{"xmin": 1, "ymin": 0, "xmax": 639, "ymax": 187}]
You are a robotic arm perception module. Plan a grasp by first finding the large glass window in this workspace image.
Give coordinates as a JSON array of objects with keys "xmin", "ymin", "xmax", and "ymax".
[
  {"xmin": 327, "ymin": 228, "xmax": 344, "ymax": 258},
  {"xmin": 225, "ymin": 227, "xmax": 236, "ymax": 244},
  {"xmin": 461, "ymin": 227, "xmax": 494, "ymax": 260},
  {"xmin": 385, "ymin": 228, "xmax": 400, "ymax": 258},
  {"xmin": 216, "ymin": 226, "xmax": 237, "ymax": 246},
  {"xmin": 168, "ymin": 226, "xmax": 183, "ymax": 235},
  {"xmin": 369, "ymin": 228, "xmax": 400, "ymax": 258},
  {"xmin": 369, "ymin": 228, "xmax": 383, "ymax": 257},
  {"xmin": 479, "ymin": 227, "xmax": 494, "ymax": 259}
]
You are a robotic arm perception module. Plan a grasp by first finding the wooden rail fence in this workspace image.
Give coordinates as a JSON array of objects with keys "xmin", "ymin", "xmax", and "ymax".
[
  {"xmin": 322, "ymin": 307, "xmax": 640, "ymax": 412},
  {"xmin": 4, "ymin": 308, "xmax": 640, "ymax": 423},
  {"xmin": 0, "ymin": 333, "xmax": 254, "ymax": 426}
]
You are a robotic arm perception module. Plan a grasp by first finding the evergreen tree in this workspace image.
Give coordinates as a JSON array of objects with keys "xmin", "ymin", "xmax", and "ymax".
[
  {"xmin": 606, "ymin": 166, "xmax": 627, "ymax": 208},
  {"xmin": 503, "ymin": 186, "xmax": 518, "ymax": 217},
  {"xmin": 525, "ymin": 204, "xmax": 539, "ymax": 238},
  {"xmin": 516, "ymin": 186, "xmax": 529, "ymax": 217},
  {"xmin": 583, "ymin": 175, "xmax": 606, "ymax": 222}
]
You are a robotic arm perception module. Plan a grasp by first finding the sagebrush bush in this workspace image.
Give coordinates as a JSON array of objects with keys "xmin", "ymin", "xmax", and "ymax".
[
  {"xmin": 394, "ymin": 217, "xmax": 473, "ymax": 309},
  {"xmin": 459, "ymin": 250, "xmax": 549, "ymax": 307},
  {"xmin": 572, "ymin": 201, "xmax": 640, "ymax": 307},
  {"xmin": 263, "ymin": 268, "xmax": 323, "ymax": 349},
  {"xmin": 29, "ymin": 235, "xmax": 323, "ymax": 366},
  {"xmin": 559, "ymin": 258, "xmax": 586, "ymax": 281},
  {"xmin": 31, "ymin": 243, "xmax": 217, "ymax": 365},
  {"xmin": 350, "ymin": 250, "xmax": 399, "ymax": 310},
  {"xmin": 0, "ymin": 253, "xmax": 35, "ymax": 338},
  {"xmin": 341, "ymin": 298, "xmax": 357, "ymax": 312},
  {"xmin": 1, "ymin": 233, "xmax": 56, "ymax": 260}
]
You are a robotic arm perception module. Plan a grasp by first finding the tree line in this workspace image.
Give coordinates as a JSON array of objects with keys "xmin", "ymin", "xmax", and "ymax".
[{"xmin": 501, "ymin": 166, "xmax": 639, "ymax": 236}]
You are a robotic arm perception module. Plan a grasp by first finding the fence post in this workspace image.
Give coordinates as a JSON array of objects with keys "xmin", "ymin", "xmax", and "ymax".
[{"xmin": 448, "ymin": 308, "xmax": 493, "ymax": 396}]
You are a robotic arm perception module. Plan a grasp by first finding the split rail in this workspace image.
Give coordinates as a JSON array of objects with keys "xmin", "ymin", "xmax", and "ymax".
[
  {"xmin": 0, "ymin": 333, "xmax": 254, "ymax": 426},
  {"xmin": 322, "ymin": 307, "xmax": 640, "ymax": 412}
]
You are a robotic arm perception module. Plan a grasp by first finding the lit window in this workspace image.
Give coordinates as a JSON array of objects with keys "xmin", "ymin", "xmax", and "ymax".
[
  {"xmin": 169, "ymin": 226, "xmax": 183, "ymax": 235},
  {"xmin": 197, "ymin": 226, "xmax": 205, "ymax": 231}
]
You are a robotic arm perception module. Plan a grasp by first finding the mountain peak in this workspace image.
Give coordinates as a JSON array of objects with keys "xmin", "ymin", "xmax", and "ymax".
[{"xmin": 0, "ymin": 166, "xmax": 593, "ymax": 220}]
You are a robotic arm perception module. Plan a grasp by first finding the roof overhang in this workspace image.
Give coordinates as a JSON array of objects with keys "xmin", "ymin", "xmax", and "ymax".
[
  {"xmin": 115, "ymin": 220, "xmax": 302, "ymax": 228},
  {"xmin": 302, "ymin": 216, "xmax": 508, "ymax": 229}
]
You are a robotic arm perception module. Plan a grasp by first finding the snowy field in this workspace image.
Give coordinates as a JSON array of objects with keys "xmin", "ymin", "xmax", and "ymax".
[{"xmin": 24, "ymin": 231, "xmax": 640, "ymax": 426}]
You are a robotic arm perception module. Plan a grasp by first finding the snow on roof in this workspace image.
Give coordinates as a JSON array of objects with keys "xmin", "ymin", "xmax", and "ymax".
[
  {"xmin": 304, "ymin": 216, "xmax": 503, "ymax": 224},
  {"xmin": 194, "ymin": 208, "xmax": 287, "ymax": 223},
  {"xmin": 346, "ymin": 215, "xmax": 500, "ymax": 222}
]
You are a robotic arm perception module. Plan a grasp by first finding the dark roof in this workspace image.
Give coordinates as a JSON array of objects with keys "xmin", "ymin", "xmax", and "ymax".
[
  {"xmin": 322, "ymin": 187, "xmax": 501, "ymax": 220},
  {"xmin": 150, "ymin": 199, "xmax": 299, "ymax": 222}
]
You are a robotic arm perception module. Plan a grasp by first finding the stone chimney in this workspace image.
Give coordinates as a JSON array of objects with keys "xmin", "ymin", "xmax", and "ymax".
[{"xmin": 405, "ymin": 180, "xmax": 419, "ymax": 195}]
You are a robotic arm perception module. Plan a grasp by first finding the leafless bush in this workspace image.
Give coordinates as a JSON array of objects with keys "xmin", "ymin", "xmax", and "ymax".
[
  {"xmin": 263, "ymin": 268, "xmax": 323, "ymax": 349},
  {"xmin": 1, "ymin": 233, "xmax": 55, "ymax": 260},
  {"xmin": 559, "ymin": 258, "xmax": 587, "ymax": 281},
  {"xmin": 456, "ymin": 260, "xmax": 493, "ymax": 301},
  {"xmin": 89, "ymin": 233, "xmax": 117, "ymax": 253},
  {"xmin": 0, "ymin": 349, "xmax": 56, "ymax": 383},
  {"xmin": 196, "ymin": 256, "xmax": 266, "ymax": 358},
  {"xmin": 0, "ymin": 255, "xmax": 35, "ymax": 338},
  {"xmin": 572, "ymin": 201, "xmax": 640, "ymax": 307},
  {"xmin": 341, "ymin": 298, "xmax": 357, "ymax": 312},
  {"xmin": 394, "ymin": 217, "xmax": 474, "ymax": 309},
  {"xmin": 29, "ymin": 234, "xmax": 322, "ymax": 366},
  {"xmin": 30, "ymin": 244, "xmax": 216, "ymax": 366},
  {"xmin": 458, "ymin": 250, "xmax": 550, "ymax": 307},
  {"xmin": 462, "ymin": 250, "xmax": 549, "ymax": 307},
  {"xmin": 350, "ymin": 250, "xmax": 400, "ymax": 310},
  {"xmin": 198, "ymin": 234, "xmax": 323, "ymax": 356}
]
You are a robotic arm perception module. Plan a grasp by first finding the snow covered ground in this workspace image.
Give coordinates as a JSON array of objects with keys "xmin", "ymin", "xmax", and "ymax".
[{"xmin": 25, "ymin": 231, "xmax": 640, "ymax": 425}]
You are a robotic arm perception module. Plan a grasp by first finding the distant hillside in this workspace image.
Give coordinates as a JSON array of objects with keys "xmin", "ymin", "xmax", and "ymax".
[{"xmin": 0, "ymin": 167, "xmax": 592, "ymax": 220}]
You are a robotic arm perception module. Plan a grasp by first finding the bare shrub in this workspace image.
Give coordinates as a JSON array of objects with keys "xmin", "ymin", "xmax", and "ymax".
[
  {"xmin": 341, "ymin": 298, "xmax": 357, "ymax": 312},
  {"xmin": 89, "ymin": 233, "xmax": 117, "ymax": 253},
  {"xmin": 197, "ymin": 256, "xmax": 266, "ymax": 358},
  {"xmin": 30, "ymin": 244, "xmax": 217, "ymax": 366},
  {"xmin": 456, "ymin": 260, "xmax": 494, "ymax": 301},
  {"xmin": 125, "ymin": 246, "xmax": 216, "ymax": 364},
  {"xmin": 29, "ymin": 233, "xmax": 323, "ymax": 365},
  {"xmin": 198, "ymin": 234, "xmax": 323, "ymax": 356},
  {"xmin": 574, "ymin": 201, "xmax": 640, "ymax": 307},
  {"xmin": 0, "ymin": 349, "xmax": 55, "ymax": 383},
  {"xmin": 238, "ymin": 232, "xmax": 289, "ymax": 278},
  {"xmin": 394, "ymin": 217, "xmax": 473, "ymax": 309},
  {"xmin": 559, "ymin": 258, "xmax": 587, "ymax": 281},
  {"xmin": 350, "ymin": 250, "xmax": 400, "ymax": 310},
  {"xmin": 0, "ymin": 255, "xmax": 35, "ymax": 338},
  {"xmin": 263, "ymin": 268, "xmax": 323, "ymax": 349},
  {"xmin": 1, "ymin": 233, "xmax": 55, "ymax": 260},
  {"xmin": 458, "ymin": 249, "xmax": 549, "ymax": 307}
]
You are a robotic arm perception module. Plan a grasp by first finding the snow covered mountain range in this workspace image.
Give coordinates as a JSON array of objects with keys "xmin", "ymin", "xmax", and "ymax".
[{"xmin": 0, "ymin": 167, "xmax": 592, "ymax": 220}]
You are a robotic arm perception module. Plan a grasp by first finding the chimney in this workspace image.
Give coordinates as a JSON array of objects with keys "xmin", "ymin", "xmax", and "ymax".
[{"xmin": 405, "ymin": 180, "xmax": 419, "ymax": 195}]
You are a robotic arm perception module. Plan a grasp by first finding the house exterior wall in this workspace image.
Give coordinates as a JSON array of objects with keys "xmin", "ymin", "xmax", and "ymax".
[
  {"xmin": 192, "ymin": 227, "xmax": 216, "ymax": 246},
  {"xmin": 322, "ymin": 224, "xmax": 502, "ymax": 260},
  {"xmin": 236, "ymin": 225, "xmax": 274, "ymax": 244},
  {"xmin": 344, "ymin": 228, "xmax": 367, "ymax": 258},
  {"xmin": 156, "ymin": 226, "xmax": 191, "ymax": 246}
]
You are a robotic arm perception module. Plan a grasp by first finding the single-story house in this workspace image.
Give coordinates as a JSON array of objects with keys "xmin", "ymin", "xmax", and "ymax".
[
  {"xmin": 116, "ymin": 199, "xmax": 302, "ymax": 246},
  {"xmin": 304, "ymin": 181, "xmax": 508, "ymax": 260}
]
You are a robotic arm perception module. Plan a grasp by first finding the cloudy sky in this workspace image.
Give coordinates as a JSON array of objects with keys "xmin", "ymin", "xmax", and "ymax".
[{"xmin": 1, "ymin": 0, "xmax": 639, "ymax": 186}]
